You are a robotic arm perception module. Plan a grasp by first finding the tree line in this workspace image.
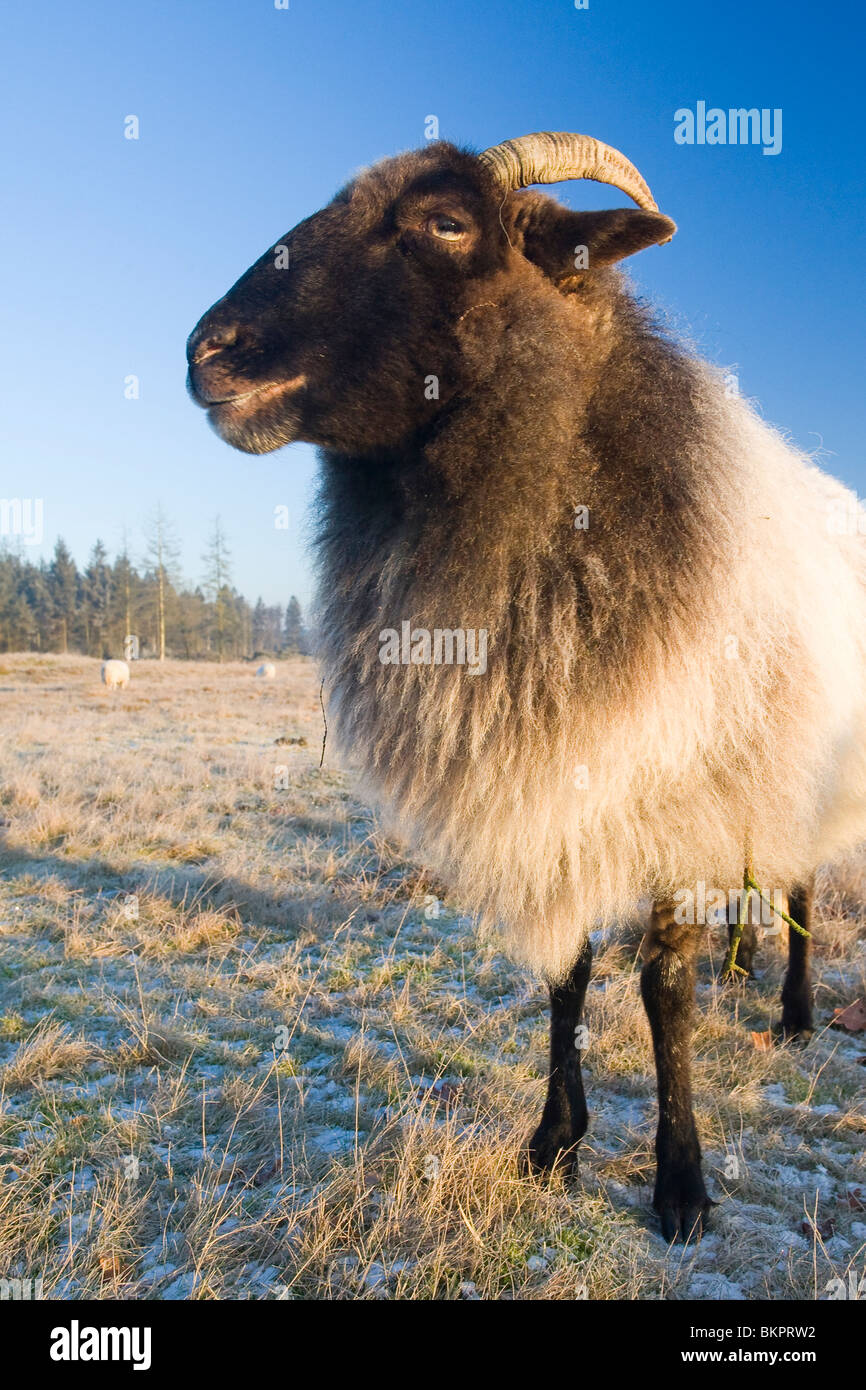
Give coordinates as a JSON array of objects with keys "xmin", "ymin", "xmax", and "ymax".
[{"xmin": 0, "ymin": 511, "xmax": 309, "ymax": 661}]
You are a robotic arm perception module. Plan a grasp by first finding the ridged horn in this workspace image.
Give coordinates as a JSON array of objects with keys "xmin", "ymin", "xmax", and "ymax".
[{"xmin": 479, "ymin": 131, "xmax": 659, "ymax": 212}]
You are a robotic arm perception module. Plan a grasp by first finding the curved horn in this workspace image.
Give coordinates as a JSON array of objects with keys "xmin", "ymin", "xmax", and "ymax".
[{"xmin": 479, "ymin": 131, "xmax": 659, "ymax": 212}]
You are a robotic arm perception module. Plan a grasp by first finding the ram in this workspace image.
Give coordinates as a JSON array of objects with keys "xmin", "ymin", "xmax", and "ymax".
[{"xmin": 187, "ymin": 132, "xmax": 866, "ymax": 1241}]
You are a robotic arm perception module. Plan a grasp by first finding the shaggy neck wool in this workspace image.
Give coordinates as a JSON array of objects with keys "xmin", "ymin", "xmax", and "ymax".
[{"xmin": 313, "ymin": 274, "xmax": 866, "ymax": 980}]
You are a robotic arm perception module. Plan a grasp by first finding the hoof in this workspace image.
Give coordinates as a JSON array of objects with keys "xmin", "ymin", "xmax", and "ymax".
[
  {"xmin": 774, "ymin": 1018, "xmax": 814, "ymax": 1047},
  {"xmin": 654, "ymin": 1165, "xmax": 713, "ymax": 1244},
  {"xmin": 521, "ymin": 1123, "xmax": 580, "ymax": 1180},
  {"xmin": 657, "ymin": 1198, "xmax": 714, "ymax": 1245}
]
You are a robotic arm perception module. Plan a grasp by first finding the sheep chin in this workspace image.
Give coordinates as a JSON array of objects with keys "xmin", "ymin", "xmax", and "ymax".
[
  {"xmin": 207, "ymin": 379, "xmax": 306, "ymax": 454},
  {"xmin": 208, "ymin": 409, "xmax": 298, "ymax": 454}
]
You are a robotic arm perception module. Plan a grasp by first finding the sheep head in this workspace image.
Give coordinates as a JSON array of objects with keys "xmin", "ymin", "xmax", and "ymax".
[{"xmin": 187, "ymin": 133, "xmax": 675, "ymax": 456}]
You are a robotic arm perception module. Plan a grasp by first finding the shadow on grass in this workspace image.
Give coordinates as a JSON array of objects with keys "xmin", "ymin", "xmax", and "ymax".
[{"xmin": 0, "ymin": 837, "xmax": 359, "ymax": 936}]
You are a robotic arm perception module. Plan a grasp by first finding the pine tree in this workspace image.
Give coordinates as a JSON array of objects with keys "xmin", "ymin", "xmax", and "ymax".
[
  {"xmin": 144, "ymin": 506, "xmax": 181, "ymax": 661},
  {"xmin": 112, "ymin": 539, "xmax": 136, "ymax": 656},
  {"xmin": 24, "ymin": 561, "xmax": 51, "ymax": 649},
  {"xmin": 83, "ymin": 540, "xmax": 112, "ymax": 656},
  {"xmin": 284, "ymin": 595, "xmax": 305, "ymax": 653},
  {"xmin": 48, "ymin": 539, "xmax": 79, "ymax": 653},
  {"xmin": 252, "ymin": 597, "xmax": 268, "ymax": 653},
  {"xmin": 202, "ymin": 516, "xmax": 233, "ymax": 661},
  {"xmin": 174, "ymin": 586, "xmax": 207, "ymax": 658}
]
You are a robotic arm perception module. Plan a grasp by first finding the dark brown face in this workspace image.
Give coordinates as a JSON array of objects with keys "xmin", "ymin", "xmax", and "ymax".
[
  {"xmin": 186, "ymin": 146, "xmax": 510, "ymax": 455},
  {"xmin": 186, "ymin": 141, "xmax": 675, "ymax": 457}
]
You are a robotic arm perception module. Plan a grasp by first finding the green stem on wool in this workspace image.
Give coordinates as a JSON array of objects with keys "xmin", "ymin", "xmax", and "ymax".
[
  {"xmin": 723, "ymin": 862, "xmax": 809, "ymax": 977},
  {"xmin": 744, "ymin": 875, "xmax": 810, "ymax": 938}
]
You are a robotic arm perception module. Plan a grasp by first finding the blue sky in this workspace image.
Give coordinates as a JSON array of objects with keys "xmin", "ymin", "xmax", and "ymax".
[{"xmin": 1, "ymin": 0, "xmax": 863, "ymax": 610}]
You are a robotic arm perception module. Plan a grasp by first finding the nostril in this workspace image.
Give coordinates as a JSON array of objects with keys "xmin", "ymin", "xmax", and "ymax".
[{"xmin": 191, "ymin": 323, "xmax": 242, "ymax": 364}]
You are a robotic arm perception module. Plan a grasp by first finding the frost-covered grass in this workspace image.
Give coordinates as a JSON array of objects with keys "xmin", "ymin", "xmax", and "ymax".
[{"xmin": 0, "ymin": 652, "xmax": 863, "ymax": 1300}]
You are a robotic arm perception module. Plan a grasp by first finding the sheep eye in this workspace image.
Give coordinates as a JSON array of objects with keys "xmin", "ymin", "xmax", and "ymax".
[{"xmin": 426, "ymin": 214, "xmax": 466, "ymax": 241}]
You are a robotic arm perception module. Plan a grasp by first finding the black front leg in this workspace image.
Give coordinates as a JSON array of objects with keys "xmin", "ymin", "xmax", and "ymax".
[
  {"xmin": 523, "ymin": 939, "xmax": 592, "ymax": 1177},
  {"xmin": 641, "ymin": 902, "xmax": 711, "ymax": 1242},
  {"xmin": 780, "ymin": 878, "xmax": 814, "ymax": 1040}
]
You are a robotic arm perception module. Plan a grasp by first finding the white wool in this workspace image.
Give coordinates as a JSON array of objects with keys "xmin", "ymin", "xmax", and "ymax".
[
  {"xmin": 325, "ymin": 373, "xmax": 866, "ymax": 981},
  {"xmin": 256, "ymin": 663, "xmax": 277, "ymax": 679},
  {"xmin": 494, "ymin": 395, "xmax": 866, "ymax": 978},
  {"xmin": 101, "ymin": 659, "xmax": 130, "ymax": 690}
]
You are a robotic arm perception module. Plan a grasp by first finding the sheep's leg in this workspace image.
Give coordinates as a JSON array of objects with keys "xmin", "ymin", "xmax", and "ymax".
[
  {"xmin": 522, "ymin": 939, "xmax": 592, "ymax": 1177},
  {"xmin": 641, "ymin": 902, "xmax": 711, "ymax": 1243},
  {"xmin": 779, "ymin": 878, "xmax": 814, "ymax": 1040}
]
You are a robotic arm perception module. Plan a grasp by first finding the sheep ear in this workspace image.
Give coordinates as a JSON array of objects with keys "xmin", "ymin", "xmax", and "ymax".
[{"xmin": 509, "ymin": 192, "xmax": 676, "ymax": 281}]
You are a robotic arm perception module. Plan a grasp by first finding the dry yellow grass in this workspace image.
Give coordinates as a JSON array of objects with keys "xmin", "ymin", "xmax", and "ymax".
[{"xmin": 0, "ymin": 652, "xmax": 863, "ymax": 1300}]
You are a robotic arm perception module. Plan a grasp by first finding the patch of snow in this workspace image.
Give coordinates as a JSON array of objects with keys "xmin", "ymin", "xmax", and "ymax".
[
  {"xmin": 775, "ymin": 1164, "xmax": 835, "ymax": 1198},
  {"xmin": 162, "ymin": 1272, "xmax": 198, "ymax": 1300},
  {"xmin": 760, "ymin": 1083, "xmax": 789, "ymax": 1108},
  {"xmin": 688, "ymin": 1272, "xmax": 745, "ymax": 1300},
  {"xmin": 309, "ymin": 1128, "xmax": 357, "ymax": 1155}
]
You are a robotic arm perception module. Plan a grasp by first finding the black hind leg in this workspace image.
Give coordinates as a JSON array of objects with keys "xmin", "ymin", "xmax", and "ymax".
[
  {"xmin": 780, "ymin": 879, "xmax": 814, "ymax": 1041},
  {"xmin": 523, "ymin": 939, "xmax": 592, "ymax": 1177},
  {"xmin": 641, "ymin": 902, "xmax": 711, "ymax": 1242}
]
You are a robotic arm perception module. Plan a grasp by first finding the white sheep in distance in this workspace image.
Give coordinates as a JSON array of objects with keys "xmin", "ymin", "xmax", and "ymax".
[
  {"xmin": 255, "ymin": 662, "xmax": 276, "ymax": 679},
  {"xmin": 101, "ymin": 659, "xmax": 130, "ymax": 690},
  {"xmin": 188, "ymin": 129, "xmax": 866, "ymax": 1243}
]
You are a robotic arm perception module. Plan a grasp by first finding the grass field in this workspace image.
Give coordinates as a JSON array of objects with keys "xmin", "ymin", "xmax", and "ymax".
[{"xmin": 0, "ymin": 652, "xmax": 863, "ymax": 1300}]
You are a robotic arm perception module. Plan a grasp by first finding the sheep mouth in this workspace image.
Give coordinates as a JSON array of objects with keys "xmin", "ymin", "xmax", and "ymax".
[
  {"xmin": 188, "ymin": 376, "xmax": 306, "ymax": 409},
  {"xmin": 203, "ymin": 375, "xmax": 308, "ymax": 454}
]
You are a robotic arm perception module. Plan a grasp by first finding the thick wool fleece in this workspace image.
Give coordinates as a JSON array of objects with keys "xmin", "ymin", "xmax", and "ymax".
[{"xmin": 314, "ymin": 275, "xmax": 866, "ymax": 981}]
